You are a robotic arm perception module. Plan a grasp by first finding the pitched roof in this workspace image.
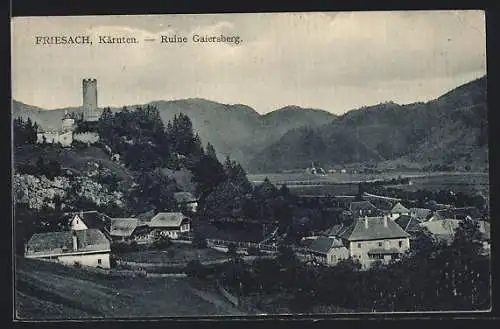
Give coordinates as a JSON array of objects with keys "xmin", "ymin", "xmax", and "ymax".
[
  {"xmin": 26, "ymin": 229, "xmax": 110, "ymax": 255},
  {"xmin": 308, "ymin": 236, "xmax": 346, "ymax": 254},
  {"xmin": 66, "ymin": 211, "xmax": 112, "ymax": 231},
  {"xmin": 395, "ymin": 215, "xmax": 422, "ymax": 233},
  {"xmin": 339, "ymin": 216, "xmax": 410, "ymax": 241},
  {"xmin": 390, "ymin": 202, "xmax": 410, "ymax": 214},
  {"xmin": 110, "ymin": 218, "xmax": 139, "ymax": 237},
  {"xmin": 419, "ymin": 219, "xmax": 460, "ymax": 237},
  {"xmin": 173, "ymin": 192, "xmax": 197, "ymax": 203},
  {"xmin": 409, "ymin": 208, "xmax": 433, "ymax": 221},
  {"xmin": 149, "ymin": 212, "xmax": 188, "ymax": 228},
  {"xmin": 350, "ymin": 201, "xmax": 377, "ymax": 213}
]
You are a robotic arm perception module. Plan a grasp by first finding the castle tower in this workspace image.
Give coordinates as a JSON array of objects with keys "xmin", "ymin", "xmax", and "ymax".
[{"xmin": 82, "ymin": 78, "xmax": 99, "ymax": 121}]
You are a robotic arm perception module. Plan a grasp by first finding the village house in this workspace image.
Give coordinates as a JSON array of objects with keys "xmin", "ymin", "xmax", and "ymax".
[
  {"xmin": 173, "ymin": 192, "xmax": 198, "ymax": 213},
  {"xmin": 148, "ymin": 212, "xmax": 191, "ymax": 240},
  {"xmin": 389, "ymin": 202, "xmax": 410, "ymax": 220},
  {"xmin": 336, "ymin": 215, "xmax": 411, "ymax": 269},
  {"xmin": 109, "ymin": 218, "xmax": 153, "ymax": 244},
  {"xmin": 24, "ymin": 228, "xmax": 111, "ymax": 269},
  {"xmin": 298, "ymin": 236, "xmax": 350, "ymax": 266}
]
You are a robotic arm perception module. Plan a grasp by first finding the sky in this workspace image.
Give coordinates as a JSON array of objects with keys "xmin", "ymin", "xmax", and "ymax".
[{"xmin": 11, "ymin": 11, "xmax": 486, "ymax": 115}]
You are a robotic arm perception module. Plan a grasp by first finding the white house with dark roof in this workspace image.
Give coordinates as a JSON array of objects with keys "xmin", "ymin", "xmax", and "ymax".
[
  {"xmin": 25, "ymin": 228, "xmax": 111, "ymax": 269},
  {"xmin": 298, "ymin": 236, "xmax": 350, "ymax": 266},
  {"xmin": 389, "ymin": 202, "xmax": 410, "ymax": 220},
  {"xmin": 338, "ymin": 215, "xmax": 411, "ymax": 269},
  {"xmin": 148, "ymin": 212, "xmax": 191, "ymax": 239}
]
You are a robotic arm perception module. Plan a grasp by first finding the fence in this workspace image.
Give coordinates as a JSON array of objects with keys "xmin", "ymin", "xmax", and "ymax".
[{"xmin": 206, "ymin": 239, "xmax": 278, "ymax": 253}]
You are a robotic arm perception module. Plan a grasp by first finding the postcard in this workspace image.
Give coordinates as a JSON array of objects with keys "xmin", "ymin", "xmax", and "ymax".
[{"xmin": 11, "ymin": 11, "xmax": 490, "ymax": 320}]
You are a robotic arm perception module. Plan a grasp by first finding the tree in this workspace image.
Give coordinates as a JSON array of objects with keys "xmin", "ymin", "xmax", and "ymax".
[
  {"xmin": 131, "ymin": 170, "xmax": 177, "ymax": 213},
  {"xmin": 191, "ymin": 152, "xmax": 227, "ymax": 199}
]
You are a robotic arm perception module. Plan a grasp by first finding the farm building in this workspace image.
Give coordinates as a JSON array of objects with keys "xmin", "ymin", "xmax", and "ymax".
[
  {"xmin": 336, "ymin": 215, "xmax": 411, "ymax": 269},
  {"xmin": 173, "ymin": 192, "xmax": 198, "ymax": 213},
  {"xmin": 24, "ymin": 228, "xmax": 111, "ymax": 269},
  {"xmin": 148, "ymin": 212, "xmax": 191, "ymax": 239},
  {"xmin": 109, "ymin": 218, "xmax": 154, "ymax": 244}
]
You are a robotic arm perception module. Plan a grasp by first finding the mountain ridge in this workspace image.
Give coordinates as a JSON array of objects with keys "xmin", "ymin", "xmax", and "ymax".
[{"xmin": 248, "ymin": 76, "xmax": 488, "ymax": 172}]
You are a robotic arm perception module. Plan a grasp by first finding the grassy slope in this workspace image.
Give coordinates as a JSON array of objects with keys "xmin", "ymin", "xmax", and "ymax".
[{"xmin": 15, "ymin": 257, "xmax": 243, "ymax": 319}]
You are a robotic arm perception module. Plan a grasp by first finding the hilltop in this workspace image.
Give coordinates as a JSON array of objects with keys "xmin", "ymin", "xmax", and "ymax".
[
  {"xmin": 248, "ymin": 76, "xmax": 488, "ymax": 172},
  {"xmin": 12, "ymin": 99, "xmax": 337, "ymax": 168}
]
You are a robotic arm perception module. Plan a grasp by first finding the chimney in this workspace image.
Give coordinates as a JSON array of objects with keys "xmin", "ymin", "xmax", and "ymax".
[
  {"xmin": 384, "ymin": 215, "xmax": 388, "ymax": 228},
  {"xmin": 364, "ymin": 216, "xmax": 368, "ymax": 229},
  {"xmin": 72, "ymin": 231, "xmax": 78, "ymax": 251}
]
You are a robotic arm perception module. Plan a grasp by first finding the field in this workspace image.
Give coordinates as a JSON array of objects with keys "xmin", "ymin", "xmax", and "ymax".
[
  {"xmin": 390, "ymin": 173, "xmax": 490, "ymax": 196},
  {"xmin": 15, "ymin": 257, "xmax": 245, "ymax": 319},
  {"xmin": 249, "ymin": 172, "xmax": 490, "ymax": 197},
  {"xmin": 118, "ymin": 244, "xmax": 228, "ymax": 264}
]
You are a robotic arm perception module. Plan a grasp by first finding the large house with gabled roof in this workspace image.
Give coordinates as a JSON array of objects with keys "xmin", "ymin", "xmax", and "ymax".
[{"xmin": 337, "ymin": 215, "xmax": 411, "ymax": 269}]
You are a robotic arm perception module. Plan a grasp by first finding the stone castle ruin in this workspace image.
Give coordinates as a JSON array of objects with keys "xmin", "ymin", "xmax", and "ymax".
[{"xmin": 37, "ymin": 78, "xmax": 101, "ymax": 147}]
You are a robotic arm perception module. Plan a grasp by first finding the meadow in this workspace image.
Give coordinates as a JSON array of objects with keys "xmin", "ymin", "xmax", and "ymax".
[{"xmin": 15, "ymin": 257, "xmax": 244, "ymax": 319}]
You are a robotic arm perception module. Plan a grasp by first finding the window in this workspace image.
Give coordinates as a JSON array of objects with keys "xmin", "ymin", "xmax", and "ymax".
[
  {"xmin": 357, "ymin": 243, "xmax": 361, "ymax": 248},
  {"xmin": 378, "ymin": 242, "xmax": 382, "ymax": 247},
  {"xmin": 97, "ymin": 259, "xmax": 102, "ymax": 265},
  {"xmin": 399, "ymin": 241, "xmax": 403, "ymax": 248}
]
